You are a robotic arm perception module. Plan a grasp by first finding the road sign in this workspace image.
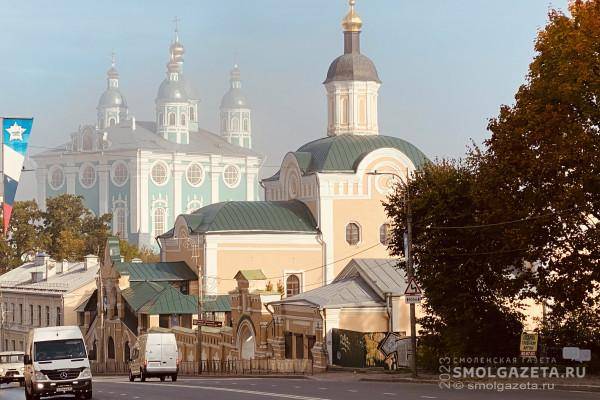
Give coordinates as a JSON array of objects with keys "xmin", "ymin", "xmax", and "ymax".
[
  {"xmin": 404, "ymin": 277, "xmax": 422, "ymax": 296},
  {"xmin": 520, "ymin": 332, "xmax": 538, "ymax": 357},
  {"xmin": 193, "ymin": 319, "xmax": 223, "ymax": 327},
  {"xmin": 405, "ymin": 295, "xmax": 422, "ymax": 304}
]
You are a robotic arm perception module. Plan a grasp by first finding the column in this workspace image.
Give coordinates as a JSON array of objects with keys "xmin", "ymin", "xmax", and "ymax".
[
  {"xmin": 139, "ymin": 158, "xmax": 150, "ymax": 236},
  {"xmin": 65, "ymin": 165, "xmax": 77, "ymax": 194},
  {"xmin": 129, "ymin": 157, "xmax": 138, "ymax": 236},
  {"xmin": 173, "ymin": 161, "xmax": 184, "ymax": 218},
  {"xmin": 98, "ymin": 164, "xmax": 109, "ymax": 215},
  {"xmin": 210, "ymin": 156, "xmax": 221, "ymax": 204},
  {"xmin": 36, "ymin": 168, "xmax": 47, "ymax": 210},
  {"xmin": 245, "ymin": 160, "xmax": 257, "ymax": 201}
]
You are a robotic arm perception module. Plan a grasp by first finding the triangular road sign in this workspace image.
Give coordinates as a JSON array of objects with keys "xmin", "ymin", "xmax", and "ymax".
[{"xmin": 404, "ymin": 277, "xmax": 422, "ymax": 295}]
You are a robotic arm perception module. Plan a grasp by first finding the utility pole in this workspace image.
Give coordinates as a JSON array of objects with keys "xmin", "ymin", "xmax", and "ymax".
[{"xmin": 368, "ymin": 170, "xmax": 418, "ymax": 378}]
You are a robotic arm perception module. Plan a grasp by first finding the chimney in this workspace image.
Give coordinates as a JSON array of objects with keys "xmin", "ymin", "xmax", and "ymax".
[
  {"xmin": 84, "ymin": 254, "xmax": 99, "ymax": 271},
  {"xmin": 56, "ymin": 259, "xmax": 68, "ymax": 274},
  {"xmin": 131, "ymin": 258, "xmax": 143, "ymax": 263},
  {"xmin": 34, "ymin": 252, "xmax": 50, "ymax": 267}
]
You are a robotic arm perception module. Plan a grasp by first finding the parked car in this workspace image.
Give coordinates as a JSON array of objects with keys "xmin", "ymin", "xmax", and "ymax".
[
  {"xmin": 23, "ymin": 326, "xmax": 92, "ymax": 400},
  {"xmin": 129, "ymin": 332, "xmax": 178, "ymax": 382},
  {"xmin": 0, "ymin": 351, "xmax": 25, "ymax": 386}
]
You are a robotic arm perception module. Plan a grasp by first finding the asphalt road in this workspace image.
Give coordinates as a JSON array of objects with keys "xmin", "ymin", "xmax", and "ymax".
[{"xmin": 1, "ymin": 377, "xmax": 598, "ymax": 400}]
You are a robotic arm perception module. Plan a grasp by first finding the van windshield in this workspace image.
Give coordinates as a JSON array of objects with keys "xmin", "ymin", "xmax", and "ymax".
[
  {"xmin": 34, "ymin": 339, "xmax": 87, "ymax": 361},
  {"xmin": 0, "ymin": 354, "xmax": 24, "ymax": 363}
]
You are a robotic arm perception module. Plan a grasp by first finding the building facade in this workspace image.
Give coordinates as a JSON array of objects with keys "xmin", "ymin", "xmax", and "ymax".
[
  {"xmin": 0, "ymin": 253, "xmax": 99, "ymax": 352},
  {"xmin": 32, "ymin": 29, "xmax": 261, "ymax": 250}
]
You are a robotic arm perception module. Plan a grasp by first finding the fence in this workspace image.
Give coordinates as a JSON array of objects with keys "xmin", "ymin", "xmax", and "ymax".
[{"xmin": 91, "ymin": 359, "xmax": 313, "ymax": 376}]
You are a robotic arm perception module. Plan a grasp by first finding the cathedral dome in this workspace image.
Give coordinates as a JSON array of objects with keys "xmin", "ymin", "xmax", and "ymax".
[
  {"xmin": 324, "ymin": 53, "xmax": 380, "ymax": 84},
  {"xmin": 98, "ymin": 88, "xmax": 127, "ymax": 108},
  {"xmin": 156, "ymin": 78, "xmax": 189, "ymax": 102},
  {"xmin": 220, "ymin": 88, "xmax": 248, "ymax": 108}
]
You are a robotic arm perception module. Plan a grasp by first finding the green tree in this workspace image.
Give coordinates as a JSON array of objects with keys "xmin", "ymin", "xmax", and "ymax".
[
  {"xmin": 119, "ymin": 240, "xmax": 159, "ymax": 263},
  {"xmin": 478, "ymin": 0, "xmax": 600, "ymax": 352},
  {"xmin": 384, "ymin": 161, "xmax": 524, "ymax": 364},
  {"xmin": 0, "ymin": 201, "xmax": 46, "ymax": 272}
]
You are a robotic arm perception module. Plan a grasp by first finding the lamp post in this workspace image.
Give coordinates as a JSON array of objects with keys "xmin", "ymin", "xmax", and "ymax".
[{"xmin": 367, "ymin": 169, "xmax": 418, "ymax": 378}]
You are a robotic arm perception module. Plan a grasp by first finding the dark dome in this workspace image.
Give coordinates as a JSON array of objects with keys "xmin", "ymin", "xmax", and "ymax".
[
  {"xmin": 220, "ymin": 88, "xmax": 249, "ymax": 109},
  {"xmin": 156, "ymin": 78, "xmax": 189, "ymax": 102},
  {"xmin": 324, "ymin": 53, "xmax": 380, "ymax": 84},
  {"xmin": 98, "ymin": 88, "xmax": 127, "ymax": 108}
]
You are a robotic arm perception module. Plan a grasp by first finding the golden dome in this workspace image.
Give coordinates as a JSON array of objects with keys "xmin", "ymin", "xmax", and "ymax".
[{"xmin": 342, "ymin": 0, "xmax": 362, "ymax": 32}]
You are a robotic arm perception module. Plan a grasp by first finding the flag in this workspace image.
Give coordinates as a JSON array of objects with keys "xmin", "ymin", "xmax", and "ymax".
[{"xmin": 2, "ymin": 117, "xmax": 33, "ymax": 234}]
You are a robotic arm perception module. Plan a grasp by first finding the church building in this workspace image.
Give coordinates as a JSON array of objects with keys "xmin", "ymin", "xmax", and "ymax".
[{"xmin": 32, "ymin": 27, "xmax": 261, "ymax": 250}]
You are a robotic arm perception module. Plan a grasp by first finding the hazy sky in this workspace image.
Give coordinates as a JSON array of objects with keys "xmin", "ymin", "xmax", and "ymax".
[{"xmin": 2, "ymin": 0, "xmax": 569, "ymax": 200}]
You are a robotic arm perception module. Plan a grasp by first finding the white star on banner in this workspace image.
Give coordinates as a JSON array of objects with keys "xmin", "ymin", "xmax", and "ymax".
[{"xmin": 6, "ymin": 122, "xmax": 26, "ymax": 142}]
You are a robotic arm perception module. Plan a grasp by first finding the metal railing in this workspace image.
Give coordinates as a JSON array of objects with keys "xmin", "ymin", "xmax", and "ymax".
[{"xmin": 91, "ymin": 359, "xmax": 313, "ymax": 375}]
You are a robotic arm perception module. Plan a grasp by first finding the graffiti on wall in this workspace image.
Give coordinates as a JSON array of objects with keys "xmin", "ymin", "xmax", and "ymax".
[{"xmin": 332, "ymin": 329, "xmax": 400, "ymax": 369}]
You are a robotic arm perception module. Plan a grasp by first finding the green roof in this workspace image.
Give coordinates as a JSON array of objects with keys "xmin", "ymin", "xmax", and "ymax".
[
  {"xmin": 234, "ymin": 269, "xmax": 267, "ymax": 281},
  {"xmin": 115, "ymin": 261, "xmax": 197, "ymax": 282},
  {"xmin": 138, "ymin": 285, "xmax": 199, "ymax": 315},
  {"xmin": 162, "ymin": 200, "xmax": 318, "ymax": 237},
  {"xmin": 121, "ymin": 282, "xmax": 166, "ymax": 311},
  {"xmin": 202, "ymin": 295, "xmax": 231, "ymax": 312},
  {"xmin": 264, "ymin": 135, "xmax": 429, "ymax": 181}
]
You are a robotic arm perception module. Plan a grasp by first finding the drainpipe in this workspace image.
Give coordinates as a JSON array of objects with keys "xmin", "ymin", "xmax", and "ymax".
[{"xmin": 385, "ymin": 293, "xmax": 392, "ymax": 333}]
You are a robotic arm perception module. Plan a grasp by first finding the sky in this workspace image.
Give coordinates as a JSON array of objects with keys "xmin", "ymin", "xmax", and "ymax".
[{"xmin": 1, "ymin": 0, "xmax": 569, "ymax": 200}]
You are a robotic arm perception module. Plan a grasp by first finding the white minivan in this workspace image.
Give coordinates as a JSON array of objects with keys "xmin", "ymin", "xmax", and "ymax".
[
  {"xmin": 23, "ymin": 326, "xmax": 92, "ymax": 400},
  {"xmin": 129, "ymin": 332, "xmax": 178, "ymax": 382},
  {"xmin": 0, "ymin": 351, "xmax": 25, "ymax": 386}
]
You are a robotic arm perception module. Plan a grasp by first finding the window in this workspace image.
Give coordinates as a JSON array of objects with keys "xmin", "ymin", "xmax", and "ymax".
[
  {"xmin": 189, "ymin": 107, "xmax": 195, "ymax": 122},
  {"xmin": 48, "ymin": 166, "xmax": 64, "ymax": 190},
  {"xmin": 221, "ymin": 117, "xmax": 227, "ymax": 131},
  {"xmin": 340, "ymin": 95, "xmax": 349, "ymax": 125},
  {"xmin": 79, "ymin": 163, "xmax": 96, "ymax": 188},
  {"xmin": 56, "ymin": 307, "xmax": 61, "ymax": 325},
  {"xmin": 19, "ymin": 304, "xmax": 23, "ymax": 323},
  {"xmin": 185, "ymin": 163, "xmax": 205, "ymax": 187},
  {"xmin": 346, "ymin": 222, "xmax": 360, "ymax": 245},
  {"xmin": 180, "ymin": 113, "xmax": 186, "ymax": 126},
  {"xmin": 37, "ymin": 305, "xmax": 41, "ymax": 326},
  {"xmin": 358, "ymin": 95, "xmax": 367, "ymax": 126},
  {"xmin": 232, "ymin": 117, "xmax": 239, "ymax": 131},
  {"xmin": 150, "ymin": 161, "xmax": 169, "ymax": 186},
  {"xmin": 159, "ymin": 314, "xmax": 170, "ymax": 328},
  {"xmin": 168, "ymin": 112, "xmax": 176, "ymax": 126},
  {"xmin": 295, "ymin": 334, "xmax": 304, "ymax": 359},
  {"xmin": 107, "ymin": 337, "xmax": 115, "ymax": 359},
  {"xmin": 114, "ymin": 208, "xmax": 126, "ymax": 238},
  {"xmin": 45, "ymin": 306, "xmax": 50, "ymax": 326},
  {"xmin": 242, "ymin": 118, "xmax": 249, "ymax": 132},
  {"xmin": 284, "ymin": 332, "xmax": 293, "ymax": 359},
  {"xmin": 108, "ymin": 118, "xmax": 116, "ymax": 127},
  {"xmin": 111, "ymin": 161, "xmax": 129, "ymax": 186},
  {"xmin": 286, "ymin": 275, "xmax": 300, "ymax": 297},
  {"xmin": 222, "ymin": 165, "xmax": 240, "ymax": 188},
  {"xmin": 29, "ymin": 305, "xmax": 33, "ymax": 325},
  {"xmin": 153, "ymin": 207, "xmax": 166, "ymax": 238},
  {"xmin": 82, "ymin": 133, "xmax": 94, "ymax": 151},
  {"xmin": 380, "ymin": 223, "xmax": 392, "ymax": 246},
  {"xmin": 11, "ymin": 303, "xmax": 14, "ymax": 322}
]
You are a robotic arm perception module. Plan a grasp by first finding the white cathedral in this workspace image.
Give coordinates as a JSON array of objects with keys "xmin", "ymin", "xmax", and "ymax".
[{"xmin": 32, "ymin": 28, "xmax": 262, "ymax": 250}]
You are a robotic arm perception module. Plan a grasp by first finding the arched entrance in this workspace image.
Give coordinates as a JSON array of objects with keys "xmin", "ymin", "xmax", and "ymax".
[
  {"xmin": 107, "ymin": 337, "xmax": 115, "ymax": 360},
  {"xmin": 237, "ymin": 320, "xmax": 256, "ymax": 360},
  {"xmin": 124, "ymin": 341, "xmax": 130, "ymax": 362}
]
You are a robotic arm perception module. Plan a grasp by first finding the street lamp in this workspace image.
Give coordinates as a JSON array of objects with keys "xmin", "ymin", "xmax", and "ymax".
[{"xmin": 367, "ymin": 169, "xmax": 418, "ymax": 378}]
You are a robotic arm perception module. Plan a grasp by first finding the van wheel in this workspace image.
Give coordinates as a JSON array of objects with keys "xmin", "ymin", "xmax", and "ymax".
[
  {"xmin": 129, "ymin": 370, "xmax": 135, "ymax": 382},
  {"xmin": 171, "ymin": 375, "xmax": 177, "ymax": 382},
  {"xmin": 140, "ymin": 369, "xmax": 146, "ymax": 382},
  {"xmin": 160, "ymin": 376, "xmax": 165, "ymax": 382}
]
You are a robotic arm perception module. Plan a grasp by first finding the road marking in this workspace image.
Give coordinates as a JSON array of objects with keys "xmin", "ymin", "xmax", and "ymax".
[
  {"xmin": 348, "ymin": 390, "xmax": 358, "ymax": 393},
  {"xmin": 120, "ymin": 394, "xmax": 127, "ymax": 396},
  {"xmin": 383, "ymin": 393, "xmax": 396, "ymax": 396},
  {"xmin": 294, "ymin": 386, "xmax": 301, "ymax": 389},
  {"xmin": 105, "ymin": 381, "xmax": 331, "ymax": 400},
  {"xmin": 319, "ymin": 388, "xmax": 328, "ymax": 390},
  {"xmin": 420, "ymin": 397, "xmax": 437, "ymax": 399}
]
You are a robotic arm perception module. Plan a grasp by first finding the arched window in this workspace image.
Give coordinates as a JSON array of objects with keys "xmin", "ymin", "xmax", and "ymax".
[
  {"xmin": 221, "ymin": 117, "xmax": 227, "ymax": 131},
  {"xmin": 180, "ymin": 113, "xmax": 186, "ymax": 126},
  {"xmin": 108, "ymin": 118, "xmax": 116, "ymax": 127},
  {"xmin": 153, "ymin": 207, "xmax": 166, "ymax": 238},
  {"xmin": 107, "ymin": 337, "xmax": 115, "ymax": 360},
  {"xmin": 189, "ymin": 107, "xmax": 195, "ymax": 122},
  {"xmin": 168, "ymin": 113, "xmax": 176, "ymax": 126},
  {"xmin": 90, "ymin": 340, "xmax": 97, "ymax": 360},
  {"xmin": 124, "ymin": 341, "xmax": 130, "ymax": 362},
  {"xmin": 242, "ymin": 118, "xmax": 249, "ymax": 132},
  {"xmin": 358, "ymin": 95, "xmax": 367, "ymax": 126},
  {"xmin": 340, "ymin": 95, "xmax": 349, "ymax": 125},
  {"xmin": 380, "ymin": 223, "xmax": 391, "ymax": 245},
  {"xmin": 232, "ymin": 117, "xmax": 239, "ymax": 131},
  {"xmin": 82, "ymin": 133, "xmax": 94, "ymax": 151},
  {"xmin": 346, "ymin": 222, "xmax": 360, "ymax": 245},
  {"xmin": 114, "ymin": 208, "xmax": 126, "ymax": 238},
  {"xmin": 286, "ymin": 275, "xmax": 300, "ymax": 297}
]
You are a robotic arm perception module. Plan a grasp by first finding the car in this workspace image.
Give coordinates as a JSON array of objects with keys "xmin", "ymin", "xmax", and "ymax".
[
  {"xmin": 23, "ymin": 326, "xmax": 92, "ymax": 400},
  {"xmin": 129, "ymin": 332, "xmax": 178, "ymax": 382},
  {"xmin": 0, "ymin": 351, "xmax": 25, "ymax": 386}
]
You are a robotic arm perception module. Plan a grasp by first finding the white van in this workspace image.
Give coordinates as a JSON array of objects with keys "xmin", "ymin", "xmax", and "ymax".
[
  {"xmin": 129, "ymin": 332, "xmax": 178, "ymax": 382},
  {"xmin": 0, "ymin": 351, "xmax": 25, "ymax": 386},
  {"xmin": 23, "ymin": 326, "xmax": 92, "ymax": 400}
]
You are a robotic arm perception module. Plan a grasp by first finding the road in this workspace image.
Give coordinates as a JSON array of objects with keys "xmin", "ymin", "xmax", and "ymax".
[{"xmin": 1, "ymin": 377, "xmax": 598, "ymax": 400}]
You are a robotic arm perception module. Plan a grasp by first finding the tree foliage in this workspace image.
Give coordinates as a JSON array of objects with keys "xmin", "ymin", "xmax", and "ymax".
[
  {"xmin": 119, "ymin": 239, "xmax": 159, "ymax": 263},
  {"xmin": 0, "ymin": 201, "xmax": 46, "ymax": 273}
]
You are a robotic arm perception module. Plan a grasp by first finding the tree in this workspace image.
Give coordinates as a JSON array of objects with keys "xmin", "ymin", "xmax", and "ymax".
[
  {"xmin": 119, "ymin": 240, "xmax": 159, "ymax": 263},
  {"xmin": 384, "ymin": 161, "xmax": 524, "ymax": 363},
  {"xmin": 0, "ymin": 201, "xmax": 46, "ymax": 272},
  {"xmin": 478, "ymin": 0, "xmax": 600, "ymax": 351},
  {"xmin": 42, "ymin": 194, "xmax": 111, "ymax": 260}
]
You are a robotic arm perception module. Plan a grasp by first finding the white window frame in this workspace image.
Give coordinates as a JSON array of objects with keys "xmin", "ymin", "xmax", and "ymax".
[
  {"xmin": 110, "ymin": 161, "xmax": 129, "ymax": 187},
  {"xmin": 150, "ymin": 160, "xmax": 170, "ymax": 187},
  {"xmin": 185, "ymin": 162, "xmax": 205, "ymax": 187},
  {"xmin": 345, "ymin": 221, "xmax": 362, "ymax": 246},
  {"xmin": 284, "ymin": 271, "xmax": 304, "ymax": 297},
  {"xmin": 222, "ymin": 164, "xmax": 241, "ymax": 189},
  {"xmin": 152, "ymin": 205, "xmax": 167, "ymax": 239},
  {"xmin": 48, "ymin": 165, "xmax": 65, "ymax": 190},
  {"xmin": 112, "ymin": 205, "xmax": 128, "ymax": 239},
  {"xmin": 78, "ymin": 162, "xmax": 97, "ymax": 189}
]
